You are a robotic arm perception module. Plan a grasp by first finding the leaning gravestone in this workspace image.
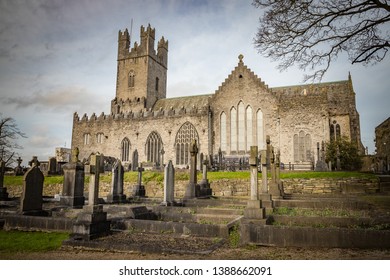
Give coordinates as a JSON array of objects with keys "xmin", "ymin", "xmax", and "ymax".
[
  {"xmin": 161, "ymin": 160, "xmax": 175, "ymax": 206},
  {"xmin": 20, "ymin": 157, "xmax": 47, "ymax": 216}
]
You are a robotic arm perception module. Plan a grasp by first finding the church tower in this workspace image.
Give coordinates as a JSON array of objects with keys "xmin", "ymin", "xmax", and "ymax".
[{"xmin": 112, "ymin": 24, "xmax": 168, "ymax": 113}]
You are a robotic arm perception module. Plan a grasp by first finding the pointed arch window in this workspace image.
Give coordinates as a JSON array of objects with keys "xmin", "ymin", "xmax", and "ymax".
[
  {"xmin": 128, "ymin": 71, "xmax": 135, "ymax": 88},
  {"xmin": 230, "ymin": 107, "xmax": 237, "ymax": 153},
  {"xmin": 175, "ymin": 122, "xmax": 199, "ymax": 165},
  {"xmin": 257, "ymin": 109, "xmax": 264, "ymax": 149},
  {"xmin": 146, "ymin": 131, "xmax": 163, "ymax": 165},
  {"xmin": 246, "ymin": 106, "xmax": 253, "ymax": 149},
  {"xmin": 220, "ymin": 112, "xmax": 227, "ymax": 152},
  {"xmin": 238, "ymin": 101, "xmax": 245, "ymax": 151},
  {"xmin": 121, "ymin": 138, "xmax": 131, "ymax": 162}
]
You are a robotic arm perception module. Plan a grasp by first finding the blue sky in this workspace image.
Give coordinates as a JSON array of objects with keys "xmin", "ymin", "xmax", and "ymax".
[{"xmin": 1, "ymin": 0, "xmax": 389, "ymax": 164}]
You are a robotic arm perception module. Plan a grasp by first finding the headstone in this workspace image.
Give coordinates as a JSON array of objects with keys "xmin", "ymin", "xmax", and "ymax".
[
  {"xmin": 218, "ymin": 148, "xmax": 223, "ymax": 170},
  {"xmin": 260, "ymin": 135, "xmax": 273, "ymax": 210},
  {"xmin": 244, "ymin": 146, "xmax": 265, "ymax": 220},
  {"xmin": 132, "ymin": 149, "xmax": 138, "ymax": 171},
  {"xmin": 20, "ymin": 157, "xmax": 47, "ymax": 215},
  {"xmin": 199, "ymin": 158, "xmax": 212, "ymax": 197},
  {"xmin": 0, "ymin": 160, "xmax": 9, "ymax": 200},
  {"xmin": 160, "ymin": 148, "xmax": 165, "ymax": 167},
  {"xmin": 161, "ymin": 160, "xmax": 175, "ymax": 206},
  {"xmin": 48, "ymin": 157, "xmax": 57, "ymax": 175},
  {"xmin": 315, "ymin": 141, "xmax": 328, "ymax": 171},
  {"xmin": 269, "ymin": 145, "xmax": 282, "ymax": 198},
  {"xmin": 184, "ymin": 139, "xmax": 200, "ymax": 199},
  {"xmin": 60, "ymin": 147, "xmax": 85, "ymax": 208},
  {"xmin": 106, "ymin": 159, "xmax": 126, "ymax": 203},
  {"xmin": 72, "ymin": 153, "xmax": 110, "ymax": 240},
  {"xmin": 131, "ymin": 165, "xmax": 146, "ymax": 197}
]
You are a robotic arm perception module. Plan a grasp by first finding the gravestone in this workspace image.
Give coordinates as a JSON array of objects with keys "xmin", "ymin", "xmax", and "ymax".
[
  {"xmin": 60, "ymin": 147, "xmax": 85, "ymax": 208},
  {"xmin": 184, "ymin": 139, "xmax": 200, "ymax": 199},
  {"xmin": 72, "ymin": 153, "xmax": 110, "ymax": 240},
  {"xmin": 131, "ymin": 165, "xmax": 146, "ymax": 197},
  {"xmin": 161, "ymin": 160, "xmax": 175, "ymax": 206},
  {"xmin": 218, "ymin": 148, "xmax": 223, "ymax": 170},
  {"xmin": 199, "ymin": 158, "xmax": 212, "ymax": 197},
  {"xmin": 48, "ymin": 157, "xmax": 57, "ymax": 175},
  {"xmin": 0, "ymin": 160, "xmax": 9, "ymax": 200},
  {"xmin": 160, "ymin": 148, "xmax": 165, "ymax": 167},
  {"xmin": 20, "ymin": 157, "xmax": 47, "ymax": 216},
  {"xmin": 132, "ymin": 149, "xmax": 138, "ymax": 171},
  {"xmin": 106, "ymin": 159, "xmax": 126, "ymax": 203},
  {"xmin": 244, "ymin": 146, "xmax": 265, "ymax": 220},
  {"xmin": 315, "ymin": 141, "xmax": 328, "ymax": 171},
  {"xmin": 269, "ymin": 146, "xmax": 282, "ymax": 198},
  {"xmin": 260, "ymin": 135, "xmax": 273, "ymax": 210}
]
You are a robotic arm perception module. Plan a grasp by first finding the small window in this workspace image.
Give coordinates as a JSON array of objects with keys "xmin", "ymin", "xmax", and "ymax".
[
  {"xmin": 155, "ymin": 77, "xmax": 159, "ymax": 91},
  {"xmin": 128, "ymin": 71, "xmax": 135, "ymax": 88},
  {"xmin": 83, "ymin": 133, "xmax": 90, "ymax": 145},
  {"xmin": 96, "ymin": 133, "xmax": 104, "ymax": 144}
]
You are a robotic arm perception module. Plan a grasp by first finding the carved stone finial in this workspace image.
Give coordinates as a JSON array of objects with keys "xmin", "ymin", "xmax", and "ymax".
[{"xmin": 238, "ymin": 54, "xmax": 244, "ymax": 63}]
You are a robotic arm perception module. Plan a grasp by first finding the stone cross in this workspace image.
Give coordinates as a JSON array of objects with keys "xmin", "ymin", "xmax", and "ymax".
[
  {"xmin": 162, "ymin": 160, "xmax": 175, "ymax": 206},
  {"xmin": 132, "ymin": 163, "xmax": 146, "ymax": 197},
  {"xmin": 260, "ymin": 149, "xmax": 268, "ymax": 193},
  {"xmin": 17, "ymin": 157, "xmax": 23, "ymax": 167},
  {"xmin": 28, "ymin": 156, "xmax": 40, "ymax": 167},
  {"xmin": 218, "ymin": 148, "xmax": 223, "ymax": 170},
  {"xmin": 132, "ymin": 149, "xmax": 138, "ymax": 171},
  {"xmin": 20, "ymin": 158, "xmax": 45, "ymax": 214}
]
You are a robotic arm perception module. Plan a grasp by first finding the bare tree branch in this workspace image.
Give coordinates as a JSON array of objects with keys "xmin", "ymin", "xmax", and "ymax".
[{"xmin": 252, "ymin": 0, "xmax": 390, "ymax": 82}]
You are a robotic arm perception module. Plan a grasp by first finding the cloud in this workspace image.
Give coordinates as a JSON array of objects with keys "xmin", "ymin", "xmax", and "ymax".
[{"xmin": 4, "ymin": 86, "xmax": 108, "ymax": 114}]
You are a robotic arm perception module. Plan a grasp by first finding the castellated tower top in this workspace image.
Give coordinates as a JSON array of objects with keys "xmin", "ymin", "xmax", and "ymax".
[{"xmin": 115, "ymin": 24, "xmax": 168, "ymax": 111}]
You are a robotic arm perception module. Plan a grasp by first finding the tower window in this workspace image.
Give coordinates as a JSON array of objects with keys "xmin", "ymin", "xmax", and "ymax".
[
  {"xmin": 128, "ymin": 71, "xmax": 135, "ymax": 88},
  {"xmin": 96, "ymin": 133, "xmax": 104, "ymax": 144},
  {"xmin": 83, "ymin": 133, "xmax": 90, "ymax": 145},
  {"xmin": 155, "ymin": 77, "xmax": 159, "ymax": 91}
]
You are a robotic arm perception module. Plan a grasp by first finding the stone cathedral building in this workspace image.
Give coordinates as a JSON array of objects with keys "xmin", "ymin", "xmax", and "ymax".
[{"xmin": 71, "ymin": 24, "xmax": 364, "ymax": 169}]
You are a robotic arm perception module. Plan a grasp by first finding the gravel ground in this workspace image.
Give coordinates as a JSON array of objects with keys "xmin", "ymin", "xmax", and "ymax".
[{"xmin": 1, "ymin": 231, "xmax": 389, "ymax": 260}]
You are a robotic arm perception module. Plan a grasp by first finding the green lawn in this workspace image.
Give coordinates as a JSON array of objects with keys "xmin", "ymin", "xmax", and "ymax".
[{"xmin": 0, "ymin": 230, "xmax": 69, "ymax": 252}]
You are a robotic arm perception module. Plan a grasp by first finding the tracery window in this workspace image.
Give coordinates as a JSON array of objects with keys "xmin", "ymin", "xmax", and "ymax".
[
  {"xmin": 330, "ymin": 120, "xmax": 341, "ymax": 141},
  {"xmin": 121, "ymin": 138, "xmax": 130, "ymax": 162},
  {"xmin": 175, "ymin": 122, "xmax": 199, "ymax": 165},
  {"xmin": 146, "ymin": 131, "xmax": 163, "ymax": 165}
]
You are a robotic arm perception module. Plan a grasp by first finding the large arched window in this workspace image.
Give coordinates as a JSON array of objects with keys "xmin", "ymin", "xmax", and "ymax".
[
  {"xmin": 220, "ymin": 112, "xmax": 227, "ymax": 152},
  {"xmin": 257, "ymin": 109, "xmax": 264, "ymax": 149},
  {"xmin": 121, "ymin": 138, "xmax": 131, "ymax": 162},
  {"xmin": 230, "ymin": 107, "xmax": 237, "ymax": 153},
  {"xmin": 246, "ymin": 106, "xmax": 253, "ymax": 149},
  {"xmin": 238, "ymin": 101, "xmax": 245, "ymax": 151},
  {"xmin": 175, "ymin": 122, "xmax": 199, "ymax": 165},
  {"xmin": 146, "ymin": 131, "xmax": 163, "ymax": 165}
]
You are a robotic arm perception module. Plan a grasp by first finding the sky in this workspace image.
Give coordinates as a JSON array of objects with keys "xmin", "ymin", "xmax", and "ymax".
[{"xmin": 0, "ymin": 0, "xmax": 389, "ymax": 165}]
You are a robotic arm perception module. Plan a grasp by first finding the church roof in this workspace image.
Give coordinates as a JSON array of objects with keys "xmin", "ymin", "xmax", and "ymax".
[{"xmin": 153, "ymin": 94, "xmax": 212, "ymax": 111}]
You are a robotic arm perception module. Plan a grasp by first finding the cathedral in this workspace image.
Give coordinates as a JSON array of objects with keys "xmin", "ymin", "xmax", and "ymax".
[{"xmin": 71, "ymin": 24, "xmax": 364, "ymax": 169}]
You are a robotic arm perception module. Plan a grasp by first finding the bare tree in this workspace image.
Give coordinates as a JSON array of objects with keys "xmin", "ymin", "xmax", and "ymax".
[
  {"xmin": 0, "ymin": 115, "xmax": 27, "ymax": 166},
  {"xmin": 253, "ymin": 0, "xmax": 390, "ymax": 81}
]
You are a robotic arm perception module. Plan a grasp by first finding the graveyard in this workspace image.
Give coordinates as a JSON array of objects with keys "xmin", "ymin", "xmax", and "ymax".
[{"xmin": 0, "ymin": 141, "xmax": 390, "ymax": 259}]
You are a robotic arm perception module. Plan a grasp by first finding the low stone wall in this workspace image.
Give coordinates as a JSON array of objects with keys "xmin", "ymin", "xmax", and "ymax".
[{"xmin": 4, "ymin": 176, "xmax": 379, "ymax": 199}]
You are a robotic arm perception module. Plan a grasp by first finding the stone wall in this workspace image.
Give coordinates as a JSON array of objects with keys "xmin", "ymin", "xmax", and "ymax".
[{"xmin": 5, "ymin": 176, "xmax": 379, "ymax": 199}]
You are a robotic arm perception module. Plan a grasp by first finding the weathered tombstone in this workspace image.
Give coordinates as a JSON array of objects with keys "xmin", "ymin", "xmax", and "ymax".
[
  {"xmin": 0, "ymin": 160, "xmax": 9, "ymax": 200},
  {"xmin": 14, "ymin": 157, "xmax": 24, "ymax": 176},
  {"xmin": 199, "ymin": 158, "xmax": 212, "ymax": 197},
  {"xmin": 20, "ymin": 157, "xmax": 47, "ymax": 215},
  {"xmin": 48, "ymin": 157, "xmax": 57, "ymax": 175},
  {"xmin": 260, "ymin": 135, "xmax": 273, "ymax": 210},
  {"xmin": 60, "ymin": 147, "xmax": 85, "ymax": 208},
  {"xmin": 269, "ymin": 146, "xmax": 282, "ymax": 198},
  {"xmin": 184, "ymin": 139, "xmax": 200, "ymax": 199},
  {"xmin": 218, "ymin": 148, "xmax": 223, "ymax": 170},
  {"xmin": 244, "ymin": 146, "xmax": 265, "ymax": 220},
  {"xmin": 161, "ymin": 160, "xmax": 175, "ymax": 206},
  {"xmin": 132, "ymin": 149, "xmax": 138, "ymax": 171},
  {"xmin": 72, "ymin": 153, "xmax": 110, "ymax": 240},
  {"xmin": 315, "ymin": 141, "xmax": 328, "ymax": 171},
  {"xmin": 106, "ymin": 159, "xmax": 126, "ymax": 203},
  {"xmin": 131, "ymin": 165, "xmax": 146, "ymax": 197}
]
